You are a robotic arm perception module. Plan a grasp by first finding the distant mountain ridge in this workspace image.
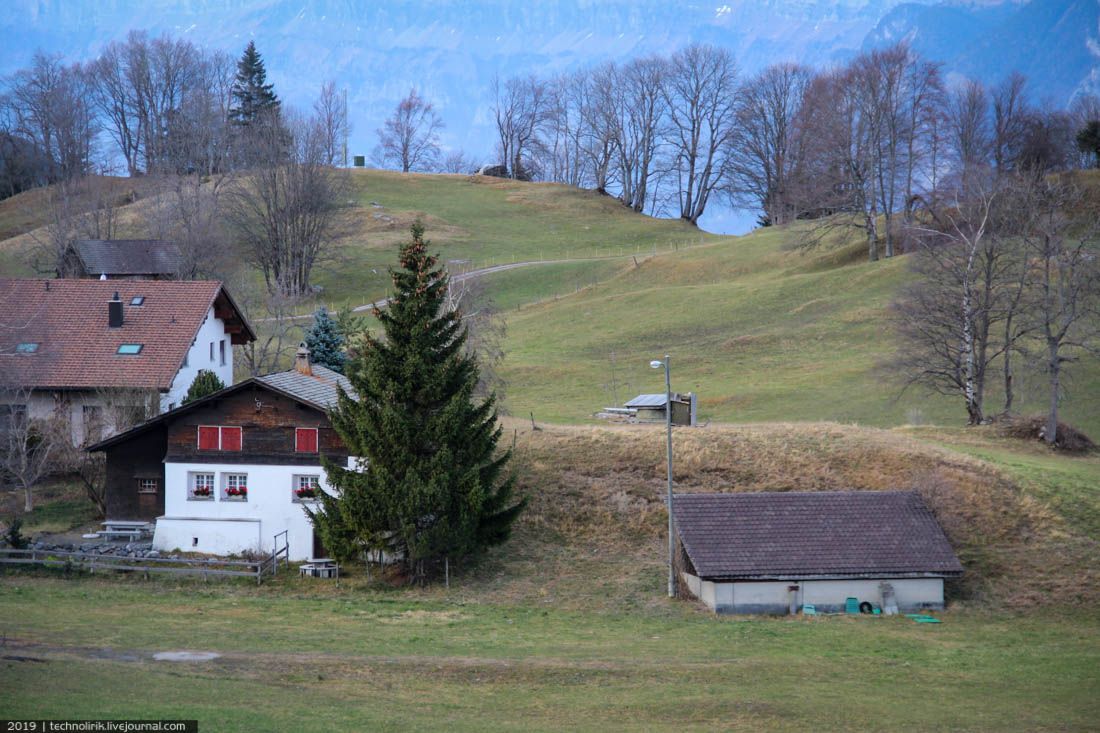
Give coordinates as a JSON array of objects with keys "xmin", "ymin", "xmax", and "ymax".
[{"xmin": 864, "ymin": 0, "xmax": 1099, "ymax": 104}]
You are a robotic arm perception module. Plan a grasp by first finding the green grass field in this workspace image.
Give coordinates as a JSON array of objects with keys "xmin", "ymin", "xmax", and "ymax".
[{"xmin": 1, "ymin": 578, "xmax": 1097, "ymax": 732}]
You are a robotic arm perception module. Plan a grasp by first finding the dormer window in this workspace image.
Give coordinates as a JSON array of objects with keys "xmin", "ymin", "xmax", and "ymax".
[
  {"xmin": 117, "ymin": 344, "xmax": 143, "ymax": 355},
  {"xmin": 15, "ymin": 342, "xmax": 38, "ymax": 353}
]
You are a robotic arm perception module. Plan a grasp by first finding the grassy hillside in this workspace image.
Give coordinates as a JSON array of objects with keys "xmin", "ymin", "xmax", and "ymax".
[
  {"xmin": 2, "ymin": 170, "xmax": 1097, "ymax": 434},
  {"xmin": 341, "ymin": 171, "xmax": 1100, "ymax": 435}
]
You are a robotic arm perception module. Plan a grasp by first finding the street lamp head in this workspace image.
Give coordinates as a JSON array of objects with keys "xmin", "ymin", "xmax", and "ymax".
[{"xmin": 649, "ymin": 359, "xmax": 664, "ymax": 369}]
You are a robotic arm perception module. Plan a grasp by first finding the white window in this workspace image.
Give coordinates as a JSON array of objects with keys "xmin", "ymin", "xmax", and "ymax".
[
  {"xmin": 209, "ymin": 342, "xmax": 215, "ymax": 361},
  {"xmin": 219, "ymin": 340, "xmax": 227, "ymax": 366},
  {"xmin": 292, "ymin": 475, "xmax": 321, "ymax": 503},
  {"xmin": 189, "ymin": 472, "xmax": 215, "ymax": 500},
  {"xmin": 137, "ymin": 478, "xmax": 158, "ymax": 494},
  {"xmin": 223, "ymin": 473, "xmax": 248, "ymax": 501}
]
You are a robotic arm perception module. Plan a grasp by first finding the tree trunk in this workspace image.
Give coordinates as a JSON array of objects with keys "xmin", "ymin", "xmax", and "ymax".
[
  {"xmin": 866, "ymin": 212, "xmax": 879, "ymax": 262},
  {"xmin": 24, "ymin": 486, "xmax": 33, "ymax": 513},
  {"xmin": 1045, "ymin": 340, "xmax": 1060, "ymax": 445},
  {"xmin": 1003, "ymin": 317, "xmax": 1015, "ymax": 414}
]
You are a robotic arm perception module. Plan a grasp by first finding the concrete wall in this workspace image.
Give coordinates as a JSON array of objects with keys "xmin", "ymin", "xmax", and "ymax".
[
  {"xmin": 682, "ymin": 573, "xmax": 946, "ymax": 614},
  {"xmin": 155, "ymin": 517, "xmax": 262, "ymax": 557},
  {"xmin": 162, "ymin": 307, "xmax": 234, "ymax": 412},
  {"xmin": 155, "ymin": 460, "xmax": 339, "ymax": 560}
]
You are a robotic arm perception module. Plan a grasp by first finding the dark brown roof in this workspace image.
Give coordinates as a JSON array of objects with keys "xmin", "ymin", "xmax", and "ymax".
[
  {"xmin": 673, "ymin": 491, "xmax": 963, "ymax": 580},
  {"xmin": 72, "ymin": 239, "xmax": 183, "ymax": 276},
  {"xmin": 0, "ymin": 279, "xmax": 254, "ymax": 391}
]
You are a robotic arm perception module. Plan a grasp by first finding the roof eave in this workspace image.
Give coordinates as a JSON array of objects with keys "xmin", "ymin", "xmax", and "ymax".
[{"xmin": 696, "ymin": 570, "xmax": 964, "ymax": 582}]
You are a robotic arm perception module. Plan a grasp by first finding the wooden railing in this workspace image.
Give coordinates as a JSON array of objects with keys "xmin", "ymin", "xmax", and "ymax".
[
  {"xmin": 258, "ymin": 530, "xmax": 290, "ymax": 580},
  {"xmin": 0, "ymin": 548, "xmax": 269, "ymax": 584}
]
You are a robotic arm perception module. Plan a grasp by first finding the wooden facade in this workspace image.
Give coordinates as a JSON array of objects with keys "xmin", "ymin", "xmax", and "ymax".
[
  {"xmin": 98, "ymin": 381, "xmax": 348, "ymax": 522},
  {"xmin": 163, "ymin": 384, "xmax": 347, "ymax": 466},
  {"xmin": 103, "ymin": 424, "xmax": 167, "ymax": 522}
]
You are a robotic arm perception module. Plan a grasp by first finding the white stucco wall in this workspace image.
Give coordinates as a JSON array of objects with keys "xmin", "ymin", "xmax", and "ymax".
[
  {"xmin": 154, "ymin": 460, "xmax": 336, "ymax": 560},
  {"xmin": 155, "ymin": 517, "xmax": 262, "ymax": 557},
  {"xmin": 801, "ymin": 578, "xmax": 944, "ymax": 613},
  {"xmin": 683, "ymin": 573, "xmax": 947, "ymax": 614},
  {"xmin": 161, "ymin": 307, "xmax": 234, "ymax": 412},
  {"xmin": 23, "ymin": 390, "xmax": 125, "ymax": 446}
]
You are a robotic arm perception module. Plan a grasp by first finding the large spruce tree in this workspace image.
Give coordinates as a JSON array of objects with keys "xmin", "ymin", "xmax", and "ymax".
[
  {"xmin": 309, "ymin": 222, "xmax": 524, "ymax": 578},
  {"xmin": 229, "ymin": 41, "xmax": 280, "ymax": 126}
]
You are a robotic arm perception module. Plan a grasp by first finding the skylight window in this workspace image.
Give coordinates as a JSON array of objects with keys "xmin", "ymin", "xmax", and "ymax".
[
  {"xmin": 117, "ymin": 344, "xmax": 143, "ymax": 355},
  {"xmin": 130, "ymin": 296, "xmax": 145, "ymax": 306},
  {"xmin": 15, "ymin": 342, "xmax": 38, "ymax": 353}
]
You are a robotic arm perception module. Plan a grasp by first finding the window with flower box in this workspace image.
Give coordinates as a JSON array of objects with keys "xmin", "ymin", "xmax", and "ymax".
[
  {"xmin": 292, "ymin": 475, "xmax": 321, "ymax": 503},
  {"xmin": 223, "ymin": 473, "xmax": 248, "ymax": 501},
  {"xmin": 189, "ymin": 473, "xmax": 215, "ymax": 500}
]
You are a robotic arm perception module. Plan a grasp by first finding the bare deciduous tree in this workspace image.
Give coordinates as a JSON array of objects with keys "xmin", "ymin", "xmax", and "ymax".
[
  {"xmin": 608, "ymin": 57, "xmax": 667, "ymax": 212},
  {"xmin": 444, "ymin": 275, "xmax": 506, "ymax": 405},
  {"xmin": 231, "ymin": 277, "xmax": 300, "ymax": 378},
  {"xmin": 227, "ymin": 111, "xmax": 349, "ymax": 297},
  {"xmin": 1015, "ymin": 178, "xmax": 1100, "ymax": 444},
  {"xmin": 662, "ymin": 44, "xmax": 738, "ymax": 225},
  {"xmin": 892, "ymin": 176, "xmax": 1019, "ymax": 424},
  {"xmin": 726, "ymin": 62, "xmax": 812, "ymax": 226},
  {"xmin": 492, "ymin": 75, "xmax": 549, "ymax": 180},
  {"xmin": 374, "ymin": 88, "xmax": 443, "ymax": 173},
  {"xmin": 991, "ymin": 72, "xmax": 1030, "ymax": 174},
  {"xmin": 439, "ymin": 149, "xmax": 478, "ymax": 174},
  {"xmin": 0, "ymin": 389, "xmax": 61, "ymax": 513},
  {"xmin": 314, "ymin": 80, "xmax": 349, "ymax": 167},
  {"xmin": 4, "ymin": 52, "xmax": 97, "ymax": 181},
  {"xmin": 947, "ymin": 79, "xmax": 991, "ymax": 181}
]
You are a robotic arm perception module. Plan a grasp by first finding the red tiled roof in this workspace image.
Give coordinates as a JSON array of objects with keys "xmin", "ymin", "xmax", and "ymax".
[
  {"xmin": 0, "ymin": 279, "xmax": 252, "ymax": 391},
  {"xmin": 674, "ymin": 491, "xmax": 963, "ymax": 580}
]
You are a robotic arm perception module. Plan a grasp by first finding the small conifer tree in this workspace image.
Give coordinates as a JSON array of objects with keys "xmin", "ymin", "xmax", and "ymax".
[
  {"xmin": 309, "ymin": 222, "xmax": 524, "ymax": 579},
  {"xmin": 183, "ymin": 370, "xmax": 226, "ymax": 404},
  {"xmin": 304, "ymin": 306, "xmax": 347, "ymax": 374},
  {"xmin": 229, "ymin": 41, "xmax": 280, "ymax": 126}
]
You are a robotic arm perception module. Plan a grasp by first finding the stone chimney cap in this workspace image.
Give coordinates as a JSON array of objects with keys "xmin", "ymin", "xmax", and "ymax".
[{"xmin": 295, "ymin": 341, "xmax": 312, "ymax": 376}]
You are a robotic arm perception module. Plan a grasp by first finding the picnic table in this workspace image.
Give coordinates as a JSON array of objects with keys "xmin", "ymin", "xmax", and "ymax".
[
  {"xmin": 299, "ymin": 557, "xmax": 339, "ymax": 579},
  {"xmin": 99, "ymin": 521, "xmax": 153, "ymax": 542}
]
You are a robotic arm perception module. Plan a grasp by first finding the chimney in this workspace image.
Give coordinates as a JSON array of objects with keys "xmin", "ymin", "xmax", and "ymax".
[
  {"xmin": 108, "ymin": 291, "xmax": 124, "ymax": 328},
  {"xmin": 295, "ymin": 342, "xmax": 312, "ymax": 376}
]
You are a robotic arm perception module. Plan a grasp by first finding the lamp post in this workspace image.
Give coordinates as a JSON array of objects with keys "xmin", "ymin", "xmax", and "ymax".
[{"xmin": 650, "ymin": 354, "xmax": 675, "ymax": 598}]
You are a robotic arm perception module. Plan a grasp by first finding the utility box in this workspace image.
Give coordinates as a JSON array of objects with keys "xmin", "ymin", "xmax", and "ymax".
[
  {"xmin": 670, "ymin": 392, "xmax": 697, "ymax": 426},
  {"xmin": 353, "ymin": 155, "xmax": 365, "ymax": 167}
]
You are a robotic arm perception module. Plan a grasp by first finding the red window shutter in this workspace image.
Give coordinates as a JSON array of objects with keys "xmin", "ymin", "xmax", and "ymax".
[
  {"xmin": 296, "ymin": 428, "xmax": 318, "ymax": 453},
  {"xmin": 197, "ymin": 426, "xmax": 219, "ymax": 450},
  {"xmin": 221, "ymin": 426, "xmax": 242, "ymax": 451}
]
